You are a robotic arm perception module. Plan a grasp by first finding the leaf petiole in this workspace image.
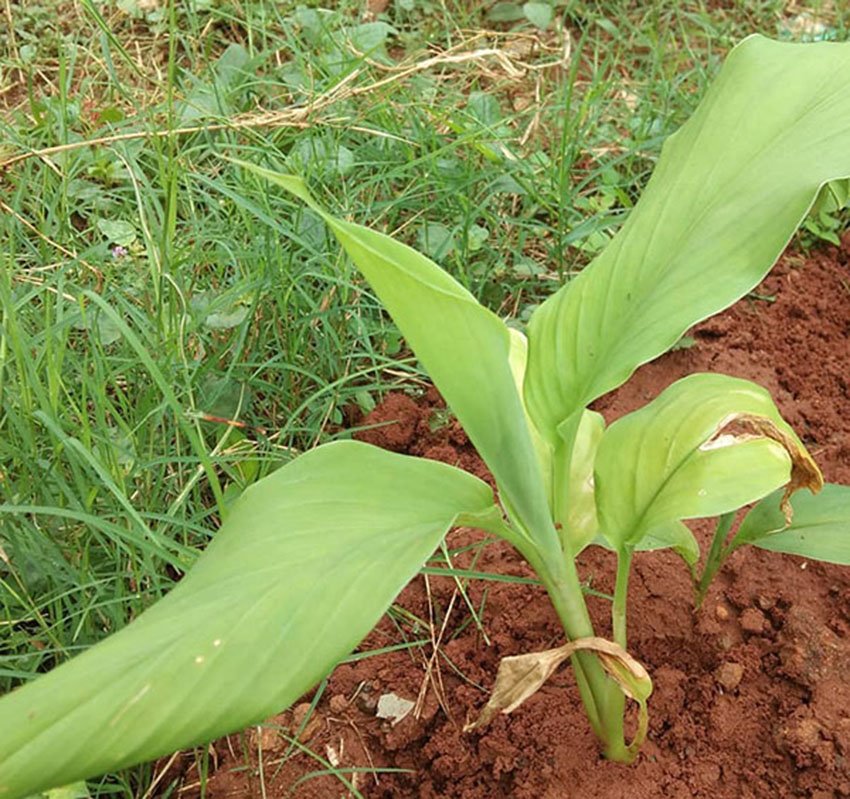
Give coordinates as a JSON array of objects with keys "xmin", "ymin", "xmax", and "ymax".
[{"xmin": 694, "ymin": 511, "xmax": 736, "ymax": 608}]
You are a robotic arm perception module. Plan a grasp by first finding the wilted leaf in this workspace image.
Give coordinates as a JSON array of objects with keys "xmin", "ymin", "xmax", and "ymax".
[
  {"xmin": 465, "ymin": 637, "xmax": 651, "ymax": 735},
  {"xmin": 727, "ymin": 413, "xmax": 822, "ymax": 517}
]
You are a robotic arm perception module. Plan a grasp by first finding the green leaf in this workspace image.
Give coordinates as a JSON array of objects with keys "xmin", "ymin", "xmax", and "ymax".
[
  {"xmin": 95, "ymin": 219, "xmax": 136, "ymax": 247},
  {"xmin": 593, "ymin": 374, "xmax": 821, "ymax": 559},
  {"xmin": 349, "ymin": 21, "xmax": 396, "ymax": 54},
  {"xmin": 288, "ymin": 137, "xmax": 355, "ymax": 178},
  {"xmin": 18, "ymin": 44, "xmax": 37, "ymax": 64},
  {"xmin": 213, "ymin": 43, "xmax": 251, "ymax": 88},
  {"xmin": 0, "ymin": 441, "xmax": 498, "ymax": 799},
  {"xmin": 239, "ymin": 162, "xmax": 556, "ymax": 553},
  {"xmin": 467, "ymin": 224, "xmax": 490, "ymax": 252},
  {"xmin": 93, "ymin": 312, "xmax": 122, "ymax": 347},
  {"xmin": 292, "ymin": 7, "xmax": 323, "ymax": 44},
  {"xmin": 19, "ymin": 782, "xmax": 91, "ymax": 799},
  {"xmin": 179, "ymin": 44, "xmax": 252, "ymax": 122},
  {"xmin": 523, "ymin": 1, "xmax": 553, "ymax": 30},
  {"xmin": 418, "ymin": 221, "xmax": 456, "ymax": 259},
  {"xmin": 46, "ymin": 784, "xmax": 89, "ymax": 799},
  {"xmin": 467, "ymin": 91, "xmax": 503, "ymax": 127},
  {"xmin": 525, "ymin": 36, "xmax": 850, "ymax": 444},
  {"xmin": 735, "ymin": 483, "xmax": 850, "ymax": 564},
  {"xmin": 487, "ymin": 2, "xmax": 525, "ymax": 22},
  {"xmin": 204, "ymin": 304, "xmax": 250, "ymax": 330}
]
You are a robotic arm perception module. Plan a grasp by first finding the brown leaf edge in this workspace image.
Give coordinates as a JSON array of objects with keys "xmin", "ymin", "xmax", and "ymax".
[
  {"xmin": 464, "ymin": 637, "xmax": 652, "ymax": 754},
  {"xmin": 704, "ymin": 412, "xmax": 823, "ymax": 522}
]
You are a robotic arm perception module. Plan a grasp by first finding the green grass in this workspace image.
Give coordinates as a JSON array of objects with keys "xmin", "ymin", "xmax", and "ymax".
[{"xmin": 1, "ymin": 0, "xmax": 848, "ymax": 795}]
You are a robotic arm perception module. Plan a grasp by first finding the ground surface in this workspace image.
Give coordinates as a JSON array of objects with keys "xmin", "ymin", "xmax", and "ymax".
[{"xmin": 165, "ymin": 244, "xmax": 850, "ymax": 797}]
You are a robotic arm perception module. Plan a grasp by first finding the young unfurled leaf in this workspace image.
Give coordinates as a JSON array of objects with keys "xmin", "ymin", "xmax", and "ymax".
[
  {"xmin": 0, "ymin": 442, "xmax": 499, "ymax": 798},
  {"xmin": 507, "ymin": 328, "xmax": 554, "ymax": 502},
  {"xmin": 593, "ymin": 374, "xmax": 822, "ymax": 559},
  {"xmin": 734, "ymin": 483, "xmax": 850, "ymax": 563},
  {"xmin": 505, "ymin": 335, "xmax": 604, "ymax": 557},
  {"xmin": 554, "ymin": 410, "xmax": 605, "ymax": 554},
  {"xmin": 525, "ymin": 36, "xmax": 850, "ymax": 445}
]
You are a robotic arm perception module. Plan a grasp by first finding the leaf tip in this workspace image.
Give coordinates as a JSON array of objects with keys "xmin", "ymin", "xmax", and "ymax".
[{"xmin": 222, "ymin": 157, "xmax": 325, "ymax": 215}]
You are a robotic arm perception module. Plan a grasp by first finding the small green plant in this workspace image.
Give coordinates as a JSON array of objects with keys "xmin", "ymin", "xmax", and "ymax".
[{"xmin": 3, "ymin": 35, "xmax": 850, "ymax": 796}]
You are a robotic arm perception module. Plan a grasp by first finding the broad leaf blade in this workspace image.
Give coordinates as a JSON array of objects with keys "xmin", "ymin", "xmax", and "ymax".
[
  {"xmin": 526, "ymin": 36, "xmax": 850, "ymax": 442},
  {"xmin": 736, "ymin": 483, "xmax": 850, "ymax": 564},
  {"xmin": 593, "ymin": 373, "xmax": 821, "ymax": 556},
  {"xmin": 0, "ymin": 441, "xmax": 496, "ymax": 798},
  {"xmin": 241, "ymin": 162, "xmax": 555, "ymax": 549}
]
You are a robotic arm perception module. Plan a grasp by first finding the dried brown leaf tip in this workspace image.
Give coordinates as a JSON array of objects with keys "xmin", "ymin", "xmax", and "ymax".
[
  {"xmin": 464, "ymin": 646, "xmax": 568, "ymax": 731},
  {"xmin": 735, "ymin": 414, "xmax": 823, "ymax": 517},
  {"xmin": 705, "ymin": 413, "xmax": 823, "ymax": 522},
  {"xmin": 465, "ymin": 637, "xmax": 653, "ymax": 744}
]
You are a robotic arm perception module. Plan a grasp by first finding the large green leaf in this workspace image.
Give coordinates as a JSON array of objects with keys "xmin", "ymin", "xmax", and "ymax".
[
  {"xmin": 734, "ymin": 483, "xmax": 850, "ymax": 563},
  {"xmin": 526, "ymin": 36, "xmax": 850, "ymax": 443},
  {"xmin": 239, "ymin": 162, "xmax": 555, "ymax": 552},
  {"xmin": 593, "ymin": 374, "xmax": 821, "ymax": 560},
  {"xmin": 0, "ymin": 441, "xmax": 498, "ymax": 799}
]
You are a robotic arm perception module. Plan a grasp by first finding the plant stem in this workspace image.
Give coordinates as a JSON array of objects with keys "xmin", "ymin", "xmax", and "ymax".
[
  {"xmin": 514, "ymin": 511, "xmax": 633, "ymax": 761},
  {"xmin": 695, "ymin": 511, "xmax": 735, "ymax": 608},
  {"xmin": 531, "ymin": 543, "xmax": 629, "ymax": 754},
  {"xmin": 612, "ymin": 547, "xmax": 632, "ymax": 648},
  {"xmin": 597, "ymin": 547, "xmax": 634, "ymax": 763},
  {"xmin": 539, "ymin": 558, "xmax": 605, "ymax": 737}
]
